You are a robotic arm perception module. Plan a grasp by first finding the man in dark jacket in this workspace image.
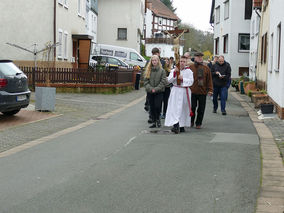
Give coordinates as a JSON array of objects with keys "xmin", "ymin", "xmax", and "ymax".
[
  {"xmin": 189, "ymin": 52, "xmax": 213, "ymax": 129},
  {"xmin": 211, "ymin": 55, "xmax": 231, "ymax": 115}
]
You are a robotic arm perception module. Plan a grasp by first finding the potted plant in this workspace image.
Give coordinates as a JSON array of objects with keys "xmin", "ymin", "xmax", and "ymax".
[
  {"xmin": 231, "ymin": 79, "xmax": 240, "ymax": 91},
  {"xmin": 244, "ymin": 81, "xmax": 256, "ymax": 95}
]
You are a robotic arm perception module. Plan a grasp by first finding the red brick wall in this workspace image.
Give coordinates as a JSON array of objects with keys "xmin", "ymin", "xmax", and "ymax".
[{"xmin": 269, "ymin": 97, "xmax": 284, "ymax": 119}]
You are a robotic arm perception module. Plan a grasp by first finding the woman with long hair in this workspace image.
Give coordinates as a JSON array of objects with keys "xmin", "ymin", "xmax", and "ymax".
[{"xmin": 144, "ymin": 55, "xmax": 167, "ymax": 128}]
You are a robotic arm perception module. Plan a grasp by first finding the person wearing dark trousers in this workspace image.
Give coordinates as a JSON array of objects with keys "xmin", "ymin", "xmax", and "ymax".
[
  {"xmin": 145, "ymin": 47, "xmax": 165, "ymax": 123},
  {"xmin": 211, "ymin": 55, "xmax": 231, "ymax": 115},
  {"xmin": 189, "ymin": 52, "xmax": 213, "ymax": 129},
  {"xmin": 144, "ymin": 55, "xmax": 167, "ymax": 128}
]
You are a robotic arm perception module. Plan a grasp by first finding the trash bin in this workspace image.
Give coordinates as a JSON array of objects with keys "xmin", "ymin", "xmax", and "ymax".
[{"xmin": 135, "ymin": 72, "xmax": 141, "ymax": 90}]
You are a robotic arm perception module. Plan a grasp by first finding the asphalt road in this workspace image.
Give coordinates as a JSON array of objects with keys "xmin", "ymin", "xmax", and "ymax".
[{"xmin": 0, "ymin": 95, "xmax": 261, "ymax": 213}]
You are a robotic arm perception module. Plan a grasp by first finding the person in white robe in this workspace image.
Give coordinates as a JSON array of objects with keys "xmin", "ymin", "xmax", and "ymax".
[{"xmin": 164, "ymin": 56, "xmax": 194, "ymax": 133}]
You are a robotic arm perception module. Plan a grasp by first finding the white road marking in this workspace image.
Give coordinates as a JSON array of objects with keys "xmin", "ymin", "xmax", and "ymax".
[{"xmin": 124, "ymin": 136, "xmax": 136, "ymax": 147}]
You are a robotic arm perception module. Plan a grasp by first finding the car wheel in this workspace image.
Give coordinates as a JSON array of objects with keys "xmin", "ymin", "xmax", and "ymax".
[{"xmin": 2, "ymin": 109, "xmax": 21, "ymax": 116}]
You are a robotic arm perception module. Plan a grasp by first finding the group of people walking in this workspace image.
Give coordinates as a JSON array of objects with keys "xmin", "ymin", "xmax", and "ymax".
[{"xmin": 143, "ymin": 48, "xmax": 231, "ymax": 134}]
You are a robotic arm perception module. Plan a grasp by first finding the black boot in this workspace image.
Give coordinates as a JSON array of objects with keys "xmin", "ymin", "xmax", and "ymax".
[
  {"xmin": 149, "ymin": 121, "xmax": 157, "ymax": 128},
  {"xmin": 171, "ymin": 123, "xmax": 179, "ymax": 134},
  {"xmin": 180, "ymin": 127, "xmax": 185, "ymax": 132},
  {"xmin": 157, "ymin": 119, "xmax": 161, "ymax": 127}
]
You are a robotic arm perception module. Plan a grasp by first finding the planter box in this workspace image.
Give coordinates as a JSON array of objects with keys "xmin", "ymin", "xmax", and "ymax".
[
  {"xmin": 251, "ymin": 94, "xmax": 269, "ymax": 108},
  {"xmin": 249, "ymin": 91, "xmax": 263, "ymax": 101},
  {"xmin": 260, "ymin": 104, "xmax": 274, "ymax": 114},
  {"xmin": 35, "ymin": 87, "xmax": 56, "ymax": 111}
]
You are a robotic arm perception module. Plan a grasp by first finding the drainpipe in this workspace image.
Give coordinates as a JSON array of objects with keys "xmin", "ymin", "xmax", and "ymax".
[
  {"xmin": 254, "ymin": 8, "xmax": 261, "ymax": 87},
  {"xmin": 53, "ymin": 0, "xmax": 56, "ymax": 64},
  {"xmin": 254, "ymin": 8, "xmax": 261, "ymax": 18}
]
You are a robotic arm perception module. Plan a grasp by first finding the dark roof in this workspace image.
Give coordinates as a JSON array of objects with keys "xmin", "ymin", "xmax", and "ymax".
[
  {"xmin": 209, "ymin": 0, "xmax": 215, "ymax": 24},
  {"xmin": 147, "ymin": 0, "xmax": 179, "ymax": 20}
]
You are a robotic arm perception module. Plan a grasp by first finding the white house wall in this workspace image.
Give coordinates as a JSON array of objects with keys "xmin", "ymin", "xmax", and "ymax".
[
  {"xmin": 146, "ymin": 43, "xmax": 183, "ymax": 58},
  {"xmin": 57, "ymin": 0, "xmax": 87, "ymax": 61},
  {"xmin": 86, "ymin": 1, "xmax": 98, "ymax": 55},
  {"xmin": 0, "ymin": 0, "xmax": 53, "ymax": 61},
  {"xmin": 97, "ymin": 0, "xmax": 145, "ymax": 52},
  {"xmin": 213, "ymin": 0, "xmax": 250, "ymax": 78},
  {"xmin": 268, "ymin": 0, "xmax": 284, "ymax": 107},
  {"xmin": 145, "ymin": 8, "xmax": 153, "ymax": 38}
]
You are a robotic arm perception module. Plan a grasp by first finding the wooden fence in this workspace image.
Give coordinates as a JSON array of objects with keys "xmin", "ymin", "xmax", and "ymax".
[{"xmin": 20, "ymin": 67, "xmax": 135, "ymax": 87}]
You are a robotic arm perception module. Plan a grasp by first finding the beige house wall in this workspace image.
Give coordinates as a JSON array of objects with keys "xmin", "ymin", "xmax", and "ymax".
[{"xmin": 256, "ymin": 1, "xmax": 270, "ymax": 89}]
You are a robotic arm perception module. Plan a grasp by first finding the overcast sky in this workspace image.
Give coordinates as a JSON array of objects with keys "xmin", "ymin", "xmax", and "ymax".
[{"xmin": 172, "ymin": 0, "xmax": 213, "ymax": 32}]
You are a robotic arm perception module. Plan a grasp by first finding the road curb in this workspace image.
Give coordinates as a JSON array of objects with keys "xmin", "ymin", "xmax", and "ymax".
[{"xmin": 231, "ymin": 92, "xmax": 284, "ymax": 212}]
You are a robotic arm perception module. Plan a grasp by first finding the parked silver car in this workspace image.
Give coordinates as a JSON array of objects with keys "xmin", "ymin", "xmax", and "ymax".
[
  {"xmin": 0, "ymin": 60, "xmax": 30, "ymax": 115},
  {"xmin": 89, "ymin": 55, "xmax": 130, "ymax": 69}
]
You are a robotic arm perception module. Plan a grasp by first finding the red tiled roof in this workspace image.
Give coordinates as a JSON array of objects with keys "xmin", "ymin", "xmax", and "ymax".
[{"xmin": 147, "ymin": 0, "xmax": 179, "ymax": 20}]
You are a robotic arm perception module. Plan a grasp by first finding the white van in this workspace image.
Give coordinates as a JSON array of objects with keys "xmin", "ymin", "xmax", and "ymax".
[{"xmin": 94, "ymin": 44, "xmax": 147, "ymax": 68}]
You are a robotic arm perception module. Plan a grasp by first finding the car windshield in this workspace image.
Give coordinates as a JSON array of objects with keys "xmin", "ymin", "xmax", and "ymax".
[{"xmin": 0, "ymin": 62, "xmax": 23, "ymax": 76}]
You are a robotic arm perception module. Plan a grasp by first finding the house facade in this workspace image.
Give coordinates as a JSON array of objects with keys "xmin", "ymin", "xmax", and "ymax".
[
  {"xmin": 86, "ymin": 0, "xmax": 98, "ymax": 55},
  {"xmin": 249, "ymin": 0, "xmax": 262, "ymax": 81},
  {"xmin": 97, "ymin": 0, "xmax": 145, "ymax": 52},
  {"xmin": 255, "ymin": 0, "xmax": 270, "ymax": 89},
  {"xmin": 267, "ymin": 0, "xmax": 284, "ymax": 118},
  {"xmin": 0, "ymin": 0, "xmax": 91, "ymax": 68},
  {"xmin": 145, "ymin": 0, "xmax": 182, "ymax": 58},
  {"xmin": 210, "ymin": 0, "xmax": 252, "ymax": 78}
]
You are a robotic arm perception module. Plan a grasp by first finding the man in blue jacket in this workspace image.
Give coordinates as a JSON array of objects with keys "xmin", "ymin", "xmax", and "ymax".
[{"xmin": 211, "ymin": 56, "xmax": 231, "ymax": 115}]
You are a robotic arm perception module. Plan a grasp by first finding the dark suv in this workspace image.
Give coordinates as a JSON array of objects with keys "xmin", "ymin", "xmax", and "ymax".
[{"xmin": 0, "ymin": 60, "xmax": 30, "ymax": 115}]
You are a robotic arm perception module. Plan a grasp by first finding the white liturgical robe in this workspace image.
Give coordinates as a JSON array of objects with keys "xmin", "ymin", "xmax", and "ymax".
[{"xmin": 164, "ymin": 67, "xmax": 194, "ymax": 127}]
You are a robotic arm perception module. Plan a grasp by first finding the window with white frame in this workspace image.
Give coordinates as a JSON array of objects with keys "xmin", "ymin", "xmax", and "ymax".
[
  {"xmin": 58, "ymin": 29, "xmax": 63, "ymax": 58},
  {"xmin": 64, "ymin": 32, "xmax": 68, "ymax": 59},
  {"xmin": 224, "ymin": 0, "xmax": 229, "ymax": 20},
  {"xmin": 270, "ymin": 33, "xmax": 274, "ymax": 72},
  {"xmin": 216, "ymin": 6, "xmax": 220, "ymax": 24},
  {"xmin": 238, "ymin": 34, "xmax": 250, "ymax": 52},
  {"xmin": 276, "ymin": 23, "xmax": 281, "ymax": 71},
  {"xmin": 223, "ymin": 34, "xmax": 228, "ymax": 53},
  {"xmin": 117, "ymin": 28, "xmax": 127, "ymax": 40},
  {"xmin": 215, "ymin": 37, "xmax": 219, "ymax": 55}
]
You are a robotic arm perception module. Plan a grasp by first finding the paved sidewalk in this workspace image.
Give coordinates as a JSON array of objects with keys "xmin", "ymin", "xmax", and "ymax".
[
  {"xmin": 237, "ymin": 92, "xmax": 284, "ymax": 161},
  {"xmin": 231, "ymin": 91, "xmax": 284, "ymax": 213}
]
